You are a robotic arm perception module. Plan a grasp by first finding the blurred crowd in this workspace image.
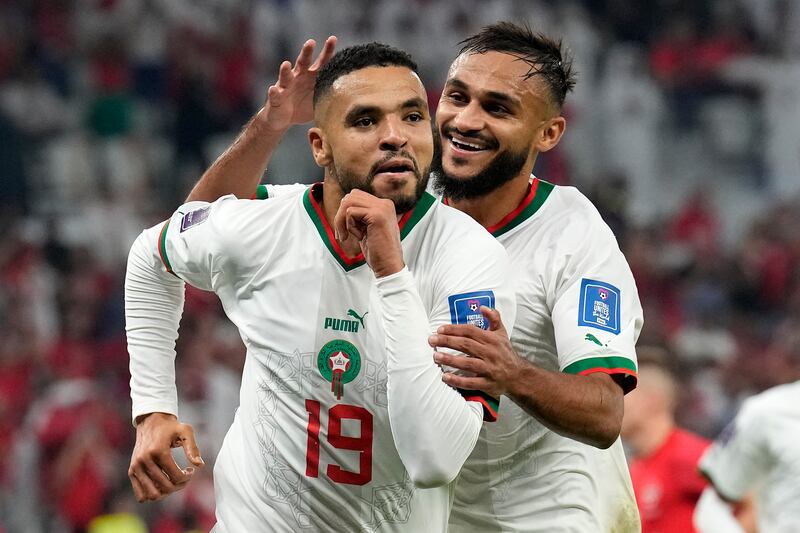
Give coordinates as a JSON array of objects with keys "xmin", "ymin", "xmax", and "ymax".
[{"xmin": 1, "ymin": 0, "xmax": 799, "ymax": 531}]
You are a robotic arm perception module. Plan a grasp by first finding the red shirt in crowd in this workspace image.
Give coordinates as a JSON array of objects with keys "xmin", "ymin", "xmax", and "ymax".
[{"xmin": 629, "ymin": 428, "xmax": 710, "ymax": 533}]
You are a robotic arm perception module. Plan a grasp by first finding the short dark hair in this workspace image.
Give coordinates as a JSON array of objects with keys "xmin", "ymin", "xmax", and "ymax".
[
  {"xmin": 313, "ymin": 42, "xmax": 418, "ymax": 107},
  {"xmin": 457, "ymin": 21, "xmax": 576, "ymax": 109}
]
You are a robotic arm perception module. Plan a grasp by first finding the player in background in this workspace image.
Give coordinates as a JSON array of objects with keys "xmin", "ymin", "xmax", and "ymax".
[
  {"xmin": 187, "ymin": 22, "xmax": 644, "ymax": 532},
  {"xmin": 125, "ymin": 43, "xmax": 516, "ymax": 532},
  {"xmin": 695, "ymin": 378, "xmax": 800, "ymax": 532},
  {"xmin": 620, "ymin": 348, "xmax": 709, "ymax": 532}
]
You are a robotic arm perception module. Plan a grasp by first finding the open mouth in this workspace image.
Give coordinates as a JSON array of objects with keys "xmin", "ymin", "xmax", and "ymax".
[
  {"xmin": 373, "ymin": 158, "xmax": 415, "ymax": 176},
  {"xmin": 446, "ymin": 132, "xmax": 493, "ymax": 153}
]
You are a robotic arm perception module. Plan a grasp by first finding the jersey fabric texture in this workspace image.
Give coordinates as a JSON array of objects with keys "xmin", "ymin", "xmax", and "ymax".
[
  {"xmin": 699, "ymin": 381, "xmax": 800, "ymax": 533},
  {"xmin": 127, "ymin": 183, "xmax": 516, "ymax": 532},
  {"xmin": 446, "ymin": 178, "xmax": 643, "ymax": 533},
  {"xmin": 630, "ymin": 428, "xmax": 709, "ymax": 533}
]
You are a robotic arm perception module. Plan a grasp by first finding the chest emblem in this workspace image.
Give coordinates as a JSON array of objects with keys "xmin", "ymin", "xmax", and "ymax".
[{"xmin": 317, "ymin": 340, "xmax": 362, "ymax": 400}]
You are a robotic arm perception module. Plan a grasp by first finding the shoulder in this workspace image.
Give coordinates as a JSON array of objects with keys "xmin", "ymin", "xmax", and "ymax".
[
  {"xmin": 548, "ymin": 185, "xmax": 614, "ymax": 238},
  {"xmin": 740, "ymin": 382, "xmax": 800, "ymax": 420},
  {"xmin": 429, "ymin": 201, "xmax": 506, "ymax": 255}
]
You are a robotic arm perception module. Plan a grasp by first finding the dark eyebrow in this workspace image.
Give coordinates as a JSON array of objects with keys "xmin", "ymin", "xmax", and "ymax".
[
  {"xmin": 444, "ymin": 77, "xmax": 521, "ymax": 111},
  {"xmin": 345, "ymin": 97, "xmax": 427, "ymax": 124}
]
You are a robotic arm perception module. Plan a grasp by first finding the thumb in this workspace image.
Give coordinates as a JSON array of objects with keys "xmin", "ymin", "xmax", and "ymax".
[
  {"xmin": 480, "ymin": 306, "xmax": 506, "ymax": 333},
  {"xmin": 177, "ymin": 424, "xmax": 204, "ymax": 467}
]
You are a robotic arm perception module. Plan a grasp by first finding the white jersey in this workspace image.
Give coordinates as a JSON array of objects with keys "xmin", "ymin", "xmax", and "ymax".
[
  {"xmin": 256, "ymin": 179, "xmax": 644, "ymax": 531},
  {"xmin": 446, "ymin": 178, "xmax": 643, "ymax": 533},
  {"xmin": 699, "ymin": 381, "xmax": 800, "ymax": 533},
  {"xmin": 126, "ymin": 184, "xmax": 516, "ymax": 532}
]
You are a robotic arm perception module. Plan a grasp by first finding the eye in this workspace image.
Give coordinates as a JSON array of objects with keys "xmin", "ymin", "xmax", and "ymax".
[
  {"xmin": 353, "ymin": 117, "xmax": 375, "ymax": 127},
  {"xmin": 485, "ymin": 103, "xmax": 509, "ymax": 115},
  {"xmin": 406, "ymin": 112, "xmax": 424, "ymax": 122},
  {"xmin": 446, "ymin": 91, "xmax": 467, "ymax": 103}
]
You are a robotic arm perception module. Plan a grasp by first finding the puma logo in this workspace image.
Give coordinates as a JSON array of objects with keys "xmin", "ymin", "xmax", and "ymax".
[{"xmin": 347, "ymin": 309, "xmax": 369, "ymax": 328}]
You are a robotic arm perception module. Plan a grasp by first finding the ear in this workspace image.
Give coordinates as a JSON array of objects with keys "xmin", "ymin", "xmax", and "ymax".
[
  {"xmin": 535, "ymin": 116, "xmax": 566, "ymax": 153},
  {"xmin": 308, "ymin": 127, "xmax": 332, "ymax": 167}
]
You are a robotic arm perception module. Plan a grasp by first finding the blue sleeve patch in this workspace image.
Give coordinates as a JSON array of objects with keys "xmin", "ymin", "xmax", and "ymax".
[
  {"xmin": 448, "ymin": 290, "xmax": 495, "ymax": 329},
  {"xmin": 578, "ymin": 279, "xmax": 621, "ymax": 334},
  {"xmin": 180, "ymin": 206, "xmax": 211, "ymax": 232}
]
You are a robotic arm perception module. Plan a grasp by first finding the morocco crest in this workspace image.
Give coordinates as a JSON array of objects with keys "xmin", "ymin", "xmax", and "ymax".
[{"xmin": 317, "ymin": 340, "xmax": 362, "ymax": 400}]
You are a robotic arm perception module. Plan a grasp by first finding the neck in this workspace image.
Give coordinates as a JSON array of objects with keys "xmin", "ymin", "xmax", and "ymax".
[
  {"xmin": 447, "ymin": 172, "xmax": 532, "ymax": 229},
  {"xmin": 627, "ymin": 415, "xmax": 674, "ymax": 458}
]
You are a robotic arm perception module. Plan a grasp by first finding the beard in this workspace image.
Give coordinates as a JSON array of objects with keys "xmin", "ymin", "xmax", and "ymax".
[
  {"xmin": 333, "ymin": 151, "xmax": 430, "ymax": 214},
  {"xmin": 431, "ymin": 125, "xmax": 528, "ymax": 201}
]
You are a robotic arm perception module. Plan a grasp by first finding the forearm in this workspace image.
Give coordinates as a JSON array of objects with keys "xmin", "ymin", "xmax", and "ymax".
[
  {"xmin": 186, "ymin": 108, "xmax": 287, "ymax": 202},
  {"xmin": 126, "ymin": 228, "xmax": 186, "ymax": 425},
  {"xmin": 377, "ymin": 268, "xmax": 482, "ymax": 488},
  {"xmin": 508, "ymin": 363, "xmax": 623, "ymax": 448}
]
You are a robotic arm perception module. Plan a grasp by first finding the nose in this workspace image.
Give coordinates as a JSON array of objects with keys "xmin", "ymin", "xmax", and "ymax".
[
  {"xmin": 379, "ymin": 115, "xmax": 408, "ymax": 151},
  {"xmin": 450, "ymin": 101, "xmax": 484, "ymax": 133}
]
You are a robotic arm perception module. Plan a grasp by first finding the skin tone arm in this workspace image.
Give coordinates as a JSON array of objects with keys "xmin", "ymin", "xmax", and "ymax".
[
  {"xmin": 429, "ymin": 307, "xmax": 624, "ymax": 449},
  {"xmin": 185, "ymin": 36, "xmax": 337, "ymax": 203}
]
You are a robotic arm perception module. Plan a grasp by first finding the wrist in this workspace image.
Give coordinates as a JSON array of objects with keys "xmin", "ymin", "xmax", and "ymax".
[
  {"xmin": 255, "ymin": 106, "xmax": 291, "ymax": 135},
  {"xmin": 135, "ymin": 412, "xmax": 176, "ymax": 427},
  {"xmin": 373, "ymin": 259, "xmax": 405, "ymax": 279}
]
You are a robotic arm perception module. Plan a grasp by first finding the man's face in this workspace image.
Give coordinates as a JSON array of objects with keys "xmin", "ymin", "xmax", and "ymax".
[
  {"xmin": 434, "ymin": 51, "xmax": 554, "ymax": 200},
  {"xmin": 314, "ymin": 66, "xmax": 433, "ymax": 213}
]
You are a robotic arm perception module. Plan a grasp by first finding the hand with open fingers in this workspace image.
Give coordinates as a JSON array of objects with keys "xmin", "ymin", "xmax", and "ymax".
[
  {"xmin": 429, "ymin": 306, "xmax": 526, "ymax": 398},
  {"xmin": 333, "ymin": 190, "xmax": 405, "ymax": 278},
  {"xmin": 128, "ymin": 412, "xmax": 204, "ymax": 503},
  {"xmin": 262, "ymin": 35, "xmax": 337, "ymax": 131}
]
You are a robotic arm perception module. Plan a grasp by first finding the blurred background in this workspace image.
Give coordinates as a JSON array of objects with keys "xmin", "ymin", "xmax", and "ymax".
[{"xmin": 1, "ymin": 0, "xmax": 799, "ymax": 531}]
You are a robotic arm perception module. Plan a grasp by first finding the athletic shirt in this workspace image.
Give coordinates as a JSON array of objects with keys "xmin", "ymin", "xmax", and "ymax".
[
  {"xmin": 629, "ymin": 428, "xmax": 709, "ymax": 533},
  {"xmin": 128, "ymin": 183, "xmax": 516, "ymax": 532},
  {"xmin": 445, "ymin": 179, "xmax": 643, "ymax": 533},
  {"xmin": 700, "ymin": 381, "xmax": 800, "ymax": 533},
  {"xmin": 258, "ymin": 179, "xmax": 644, "ymax": 532}
]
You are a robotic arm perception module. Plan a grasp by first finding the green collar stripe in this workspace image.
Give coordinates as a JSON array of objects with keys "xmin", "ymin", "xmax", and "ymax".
[
  {"xmin": 254, "ymin": 184, "xmax": 269, "ymax": 200},
  {"xmin": 399, "ymin": 192, "xmax": 436, "ymax": 239},
  {"xmin": 490, "ymin": 179, "xmax": 554, "ymax": 238},
  {"xmin": 563, "ymin": 356, "xmax": 638, "ymax": 376},
  {"xmin": 303, "ymin": 186, "xmax": 366, "ymax": 271},
  {"xmin": 157, "ymin": 220, "xmax": 174, "ymax": 274},
  {"xmin": 302, "ymin": 185, "xmax": 437, "ymax": 272}
]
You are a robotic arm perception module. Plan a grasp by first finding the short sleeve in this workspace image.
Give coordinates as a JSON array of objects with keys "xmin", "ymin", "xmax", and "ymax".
[
  {"xmin": 550, "ymin": 203, "xmax": 642, "ymax": 393},
  {"xmin": 158, "ymin": 196, "xmax": 239, "ymax": 291},
  {"xmin": 699, "ymin": 401, "xmax": 766, "ymax": 502}
]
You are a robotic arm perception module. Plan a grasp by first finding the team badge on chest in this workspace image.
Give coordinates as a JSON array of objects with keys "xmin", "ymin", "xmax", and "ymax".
[{"xmin": 317, "ymin": 339, "xmax": 362, "ymax": 400}]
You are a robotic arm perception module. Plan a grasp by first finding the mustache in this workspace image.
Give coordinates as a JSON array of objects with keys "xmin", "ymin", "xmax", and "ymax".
[
  {"xmin": 441, "ymin": 125, "xmax": 499, "ymax": 150},
  {"xmin": 368, "ymin": 151, "xmax": 420, "ymax": 178}
]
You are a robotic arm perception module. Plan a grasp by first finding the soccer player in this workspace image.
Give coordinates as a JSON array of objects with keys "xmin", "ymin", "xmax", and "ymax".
[
  {"xmin": 694, "ymin": 379, "xmax": 800, "ymax": 532},
  {"xmin": 621, "ymin": 349, "xmax": 709, "ymax": 532},
  {"xmin": 188, "ymin": 23, "xmax": 644, "ymax": 532},
  {"xmin": 125, "ymin": 43, "xmax": 516, "ymax": 532}
]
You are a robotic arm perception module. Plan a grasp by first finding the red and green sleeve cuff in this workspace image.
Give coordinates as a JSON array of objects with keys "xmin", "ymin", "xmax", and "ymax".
[
  {"xmin": 457, "ymin": 388, "xmax": 499, "ymax": 422},
  {"xmin": 157, "ymin": 220, "xmax": 175, "ymax": 275},
  {"xmin": 563, "ymin": 356, "xmax": 638, "ymax": 394}
]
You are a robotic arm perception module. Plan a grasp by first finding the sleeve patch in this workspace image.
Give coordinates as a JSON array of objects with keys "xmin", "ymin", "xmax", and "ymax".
[
  {"xmin": 448, "ymin": 290, "xmax": 495, "ymax": 329},
  {"xmin": 578, "ymin": 278, "xmax": 621, "ymax": 334},
  {"xmin": 180, "ymin": 206, "xmax": 211, "ymax": 232},
  {"xmin": 457, "ymin": 388, "xmax": 499, "ymax": 422}
]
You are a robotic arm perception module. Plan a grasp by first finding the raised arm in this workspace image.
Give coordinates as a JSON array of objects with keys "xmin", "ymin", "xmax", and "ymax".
[{"xmin": 186, "ymin": 36, "xmax": 336, "ymax": 202}]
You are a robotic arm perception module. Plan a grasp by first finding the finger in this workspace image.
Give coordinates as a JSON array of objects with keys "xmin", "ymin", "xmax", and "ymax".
[
  {"xmin": 427, "ymin": 333, "xmax": 485, "ymax": 358},
  {"xmin": 442, "ymin": 373, "xmax": 493, "ymax": 391},
  {"xmin": 436, "ymin": 322, "xmax": 494, "ymax": 340},
  {"xmin": 131, "ymin": 464, "xmax": 164, "ymax": 501},
  {"xmin": 155, "ymin": 451, "xmax": 192, "ymax": 485},
  {"xmin": 333, "ymin": 196, "xmax": 351, "ymax": 242},
  {"xmin": 311, "ymin": 35, "xmax": 337, "ymax": 71},
  {"xmin": 295, "ymin": 39, "xmax": 315, "ymax": 70},
  {"xmin": 276, "ymin": 60, "xmax": 293, "ymax": 89},
  {"xmin": 433, "ymin": 352, "xmax": 486, "ymax": 374},
  {"xmin": 176, "ymin": 424, "xmax": 205, "ymax": 467},
  {"xmin": 481, "ymin": 306, "xmax": 506, "ymax": 333},
  {"xmin": 142, "ymin": 457, "xmax": 177, "ymax": 494},
  {"xmin": 345, "ymin": 206, "xmax": 369, "ymax": 242},
  {"xmin": 129, "ymin": 468, "xmax": 146, "ymax": 502}
]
